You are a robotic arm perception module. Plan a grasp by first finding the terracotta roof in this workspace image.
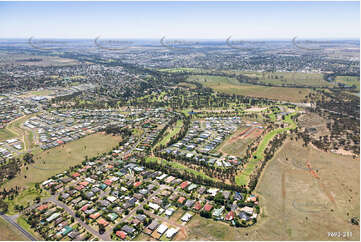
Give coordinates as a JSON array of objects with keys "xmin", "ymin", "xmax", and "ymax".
[
  {"xmin": 72, "ymin": 172, "xmax": 80, "ymax": 177},
  {"xmin": 180, "ymin": 181, "xmax": 189, "ymax": 189},
  {"xmin": 177, "ymin": 196, "xmax": 186, "ymax": 204},
  {"xmin": 116, "ymin": 231, "xmax": 127, "ymax": 239},
  {"xmin": 37, "ymin": 204, "xmax": 48, "ymax": 211},
  {"xmin": 203, "ymin": 203, "xmax": 213, "ymax": 212},
  {"xmin": 193, "ymin": 201, "xmax": 202, "ymax": 211}
]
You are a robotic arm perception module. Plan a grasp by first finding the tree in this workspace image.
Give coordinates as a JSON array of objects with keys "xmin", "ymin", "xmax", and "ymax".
[{"xmin": 0, "ymin": 200, "xmax": 8, "ymax": 213}]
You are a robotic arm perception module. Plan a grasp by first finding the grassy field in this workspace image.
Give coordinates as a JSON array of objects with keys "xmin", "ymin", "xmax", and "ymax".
[
  {"xmin": 0, "ymin": 217, "xmax": 29, "ymax": 241},
  {"xmin": 335, "ymin": 75, "xmax": 360, "ymax": 92},
  {"xmin": 189, "ymin": 75, "xmax": 312, "ymax": 102},
  {"xmin": 240, "ymin": 71, "xmax": 330, "ymax": 87},
  {"xmin": 236, "ymin": 113, "xmax": 297, "ymax": 186},
  {"xmin": 16, "ymin": 216, "xmax": 42, "ymax": 240},
  {"xmin": 5, "ymin": 185, "xmax": 50, "ymax": 215},
  {"xmin": 156, "ymin": 120, "xmax": 183, "ymax": 148},
  {"xmin": 186, "ymin": 140, "xmax": 360, "ymax": 240},
  {"xmin": 4, "ymin": 114, "xmax": 37, "ymax": 151},
  {"xmin": 2, "ymin": 133, "xmax": 122, "ymax": 190},
  {"xmin": 145, "ymin": 156, "xmax": 216, "ymax": 181},
  {"xmin": 0, "ymin": 128, "xmax": 16, "ymax": 141},
  {"xmin": 254, "ymin": 139, "xmax": 360, "ymax": 240},
  {"xmin": 186, "ymin": 214, "xmax": 242, "ymax": 240}
]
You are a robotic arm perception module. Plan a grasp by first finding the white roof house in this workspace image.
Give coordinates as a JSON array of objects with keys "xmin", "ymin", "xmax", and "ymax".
[
  {"xmin": 165, "ymin": 208, "xmax": 175, "ymax": 216},
  {"xmin": 166, "ymin": 228, "xmax": 179, "ymax": 238},
  {"xmin": 181, "ymin": 212, "xmax": 193, "ymax": 222},
  {"xmin": 157, "ymin": 223, "xmax": 168, "ymax": 234},
  {"xmin": 149, "ymin": 202, "xmax": 160, "ymax": 211},
  {"xmin": 106, "ymin": 196, "xmax": 117, "ymax": 203}
]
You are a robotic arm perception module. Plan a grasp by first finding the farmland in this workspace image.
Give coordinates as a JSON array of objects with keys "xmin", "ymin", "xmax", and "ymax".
[
  {"xmin": 188, "ymin": 75, "xmax": 313, "ymax": 102},
  {"xmin": 0, "ymin": 217, "xmax": 29, "ymax": 241}
]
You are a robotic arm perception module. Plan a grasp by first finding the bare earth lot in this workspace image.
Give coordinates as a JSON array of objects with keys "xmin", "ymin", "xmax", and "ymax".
[{"xmin": 186, "ymin": 139, "xmax": 360, "ymax": 241}]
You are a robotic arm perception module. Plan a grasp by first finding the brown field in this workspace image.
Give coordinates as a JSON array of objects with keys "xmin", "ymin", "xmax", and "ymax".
[
  {"xmin": 0, "ymin": 217, "xmax": 28, "ymax": 241},
  {"xmin": 298, "ymin": 112, "xmax": 331, "ymax": 138},
  {"xmin": 189, "ymin": 75, "xmax": 312, "ymax": 103},
  {"xmin": 186, "ymin": 139, "xmax": 360, "ymax": 241},
  {"xmin": 3, "ymin": 133, "xmax": 122, "ymax": 190},
  {"xmin": 220, "ymin": 126, "xmax": 263, "ymax": 157}
]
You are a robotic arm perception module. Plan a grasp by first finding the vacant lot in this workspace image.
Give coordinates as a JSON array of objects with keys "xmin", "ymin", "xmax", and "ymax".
[
  {"xmin": 219, "ymin": 127, "xmax": 259, "ymax": 157},
  {"xmin": 3, "ymin": 133, "xmax": 122, "ymax": 190},
  {"xmin": 0, "ymin": 128, "xmax": 16, "ymax": 141},
  {"xmin": 0, "ymin": 217, "xmax": 29, "ymax": 241},
  {"xmin": 189, "ymin": 75, "xmax": 312, "ymax": 102},
  {"xmin": 186, "ymin": 139, "xmax": 360, "ymax": 240},
  {"xmin": 255, "ymin": 139, "xmax": 359, "ymax": 240}
]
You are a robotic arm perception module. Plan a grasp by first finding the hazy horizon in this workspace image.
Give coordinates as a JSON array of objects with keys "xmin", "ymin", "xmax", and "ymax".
[{"xmin": 0, "ymin": 1, "xmax": 359, "ymax": 39}]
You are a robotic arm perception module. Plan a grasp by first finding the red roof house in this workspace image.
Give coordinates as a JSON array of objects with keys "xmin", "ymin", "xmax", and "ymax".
[
  {"xmin": 37, "ymin": 204, "xmax": 48, "ymax": 211},
  {"xmin": 90, "ymin": 212, "xmax": 101, "ymax": 219},
  {"xmin": 72, "ymin": 172, "xmax": 80, "ymax": 178},
  {"xmin": 79, "ymin": 181, "xmax": 89, "ymax": 187},
  {"xmin": 81, "ymin": 204, "xmax": 89, "ymax": 212},
  {"xmin": 203, "ymin": 203, "xmax": 213, "ymax": 212},
  {"xmin": 177, "ymin": 196, "xmax": 186, "ymax": 204},
  {"xmin": 193, "ymin": 201, "xmax": 202, "ymax": 211},
  {"xmin": 225, "ymin": 211, "xmax": 235, "ymax": 221},
  {"xmin": 97, "ymin": 218, "xmax": 109, "ymax": 227},
  {"xmin": 134, "ymin": 181, "xmax": 142, "ymax": 188},
  {"xmin": 180, "ymin": 181, "xmax": 189, "ymax": 189},
  {"xmin": 116, "ymin": 231, "xmax": 127, "ymax": 239}
]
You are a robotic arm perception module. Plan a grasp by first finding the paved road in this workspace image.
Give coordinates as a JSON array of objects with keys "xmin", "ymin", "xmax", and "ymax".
[
  {"xmin": 103, "ymin": 186, "xmax": 163, "ymax": 240},
  {"xmin": 0, "ymin": 213, "xmax": 37, "ymax": 241},
  {"xmin": 47, "ymin": 197, "xmax": 108, "ymax": 241}
]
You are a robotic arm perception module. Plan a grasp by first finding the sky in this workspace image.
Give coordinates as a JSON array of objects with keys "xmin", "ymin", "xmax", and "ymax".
[{"xmin": 0, "ymin": 1, "xmax": 359, "ymax": 39}]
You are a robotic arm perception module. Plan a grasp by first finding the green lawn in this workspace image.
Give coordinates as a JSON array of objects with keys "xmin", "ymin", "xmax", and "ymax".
[
  {"xmin": 335, "ymin": 75, "xmax": 360, "ymax": 92},
  {"xmin": 156, "ymin": 120, "xmax": 183, "ymax": 148},
  {"xmin": 145, "ymin": 156, "xmax": 216, "ymax": 181},
  {"xmin": 3, "ymin": 133, "xmax": 122, "ymax": 190},
  {"xmin": 0, "ymin": 128, "xmax": 16, "ymax": 141},
  {"xmin": 236, "ymin": 112, "xmax": 297, "ymax": 186},
  {"xmin": 5, "ymin": 185, "xmax": 50, "ymax": 215},
  {"xmin": 17, "ymin": 215, "xmax": 41, "ymax": 240}
]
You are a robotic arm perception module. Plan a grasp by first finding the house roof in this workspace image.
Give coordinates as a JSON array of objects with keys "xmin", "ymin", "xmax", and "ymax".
[
  {"xmin": 90, "ymin": 212, "xmax": 101, "ymax": 219},
  {"xmin": 72, "ymin": 172, "xmax": 80, "ymax": 178},
  {"xmin": 225, "ymin": 211, "xmax": 235, "ymax": 220},
  {"xmin": 97, "ymin": 218, "xmax": 109, "ymax": 226},
  {"xmin": 193, "ymin": 201, "xmax": 202, "ymax": 211},
  {"xmin": 203, "ymin": 203, "xmax": 213, "ymax": 212},
  {"xmin": 180, "ymin": 181, "xmax": 189, "ymax": 189},
  {"xmin": 177, "ymin": 196, "xmax": 186, "ymax": 204},
  {"xmin": 37, "ymin": 204, "xmax": 48, "ymax": 211},
  {"xmin": 116, "ymin": 231, "xmax": 127, "ymax": 239}
]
